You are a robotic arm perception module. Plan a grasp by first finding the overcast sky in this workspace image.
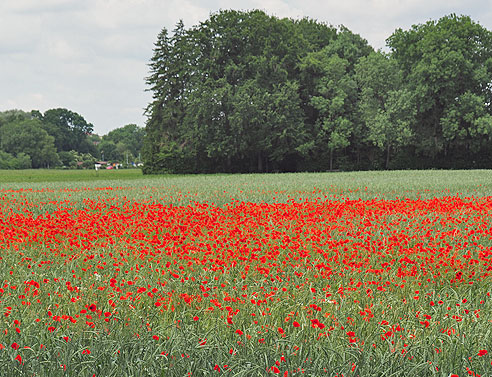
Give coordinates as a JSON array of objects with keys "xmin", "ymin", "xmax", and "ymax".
[{"xmin": 1, "ymin": 0, "xmax": 491, "ymax": 135}]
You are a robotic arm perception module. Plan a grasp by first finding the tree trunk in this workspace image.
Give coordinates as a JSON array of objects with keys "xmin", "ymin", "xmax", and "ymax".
[
  {"xmin": 257, "ymin": 151, "xmax": 263, "ymax": 173},
  {"xmin": 329, "ymin": 148, "xmax": 333, "ymax": 171},
  {"xmin": 226, "ymin": 155, "xmax": 232, "ymax": 172},
  {"xmin": 386, "ymin": 144, "xmax": 390, "ymax": 169}
]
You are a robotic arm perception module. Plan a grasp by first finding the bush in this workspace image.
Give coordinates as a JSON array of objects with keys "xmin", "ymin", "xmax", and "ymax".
[{"xmin": 0, "ymin": 151, "xmax": 32, "ymax": 169}]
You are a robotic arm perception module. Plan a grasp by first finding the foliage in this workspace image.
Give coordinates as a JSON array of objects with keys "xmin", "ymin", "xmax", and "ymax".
[
  {"xmin": 0, "ymin": 109, "xmax": 32, "ymax": 127},
  {"xmin": 58, "ymin": 150, "xmax": 97, "ymax": 169},
  {"xmin": 0, "ymin": 109, "xmax": 100, "ymax": 169},
  {"xmin": 144, "ymin": 10, "xmax": 337, "ymax": 173},
  {"xmin": 0, "ymin": 119, "xmax": 59, "ymax": 168},
  {"xmin": 0, "ymin": 151, "xmax": 31, "ymax": 169},
  {"xmin": 355, "ymin": 52, "xmax": 415, "ymax": 168},
  {"xmin": 39, "ymin": 108, "xmax": 94, "ymax": 153},
  {"xmin": 102, "ymin": 124, "xmax": 145, "ymax": 162},
  {"xmin": 97, "ymin": 140, "xmax": 121, "ymax": 162},
  {"xmin": 387, "ymin": 14, "xmax": 492, "ymax": 159},
  {"xmin": 144, "ymin": 12, "xmax": 492, "ymax": 173},
  {"xmin": 0, "ymin": 109, "xmax": 144, "ymax": 169}
]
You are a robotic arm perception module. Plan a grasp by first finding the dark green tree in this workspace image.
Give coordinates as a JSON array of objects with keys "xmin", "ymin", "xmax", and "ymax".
[
  {"xmin": 0, "ymin": 119, "xmax": 59, "ymax": 168},
  {"xmin": 0, "ymin": 151, "xmax": 31, "ymax": 169},
  {"xmin": 144, "ymin": 10, "xmax": 338, "ymax": 173},
  {"xmin": 298, "ymin": 28, "xmax": 371, "ymax": 170},
  {"xmin": 300, "ymin": 53, "xmax": 357, "ymax": 170},
  {"xmin": 355, "ymin": 52, "xmax": 415, "ymax": 168},
  {"xmin": 387, "ymin": 14, "xmax": 492, "ymax": 160},
  {"xmin": 98, "ymin": 140, "xmax": 122, "ymax": 162},
  {"xmin": 143, "ymin": 20, "xmax": 199, "ymax": 173},
  {"xmin": 103, "ymin": 124, "xmax": 145, "ymax": 162},
  {"xmin": 41, "ymin": 108, "xmax": 95, "ymax": 153}
]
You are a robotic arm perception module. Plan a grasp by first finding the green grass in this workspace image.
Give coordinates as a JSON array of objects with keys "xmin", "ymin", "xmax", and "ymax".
[
  {"xmin": 1, "ymin": 169, "xmax": 492, "ymax": 204},
  {"xmin": 0, "ymin": 169, "xmax": 491, "ymax": 376},
  {"xmin": 0, "ymin": 168, "xmax": 144, "ymax": 183}
]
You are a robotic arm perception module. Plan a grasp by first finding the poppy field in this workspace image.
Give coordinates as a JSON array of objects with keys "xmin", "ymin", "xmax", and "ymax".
[{"xmin": 0, "ymin": 171, "xmax": 491, "ymax": 376}]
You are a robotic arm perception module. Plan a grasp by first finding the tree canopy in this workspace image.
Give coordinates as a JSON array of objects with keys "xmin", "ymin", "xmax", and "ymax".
[
  {"xmin": 143, "ymin": 11, "xmax": 492, "ymax": 173},
  {"xmin": 0, "ymin": 118, "xmax": 59, "ymax": 168},
  {"xmin": 387, "ymin": 14, "xmax": 492, "ymax": 163},
  {"xmin": 143, "ymin": 10, "xmax": 339, "ymax": 173},
  {"xmin": 0, "ymin": 109, "xmax": 144, "ymax": 169}
]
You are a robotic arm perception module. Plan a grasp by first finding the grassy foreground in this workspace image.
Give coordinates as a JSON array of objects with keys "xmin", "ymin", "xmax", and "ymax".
[
  {"xmin": 0, "ymin": 168, "xmax": 144, "ymax": 183},
  {"xmin": 0, "ymin": 170, "xmax": 491, "ymax": 376},
  {"xmin": 1, "ymin": 169, "xmax": 492, "ymax": 203}
]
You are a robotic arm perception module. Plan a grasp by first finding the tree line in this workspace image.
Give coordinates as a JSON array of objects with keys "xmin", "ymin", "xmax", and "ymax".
[
  {"xmin": 143, "ymin": 11, "xmax": 492, "ymax": 173},
  {"xmin": 0, "ymin": 109, "xmax": 145, "ymax": 169}
]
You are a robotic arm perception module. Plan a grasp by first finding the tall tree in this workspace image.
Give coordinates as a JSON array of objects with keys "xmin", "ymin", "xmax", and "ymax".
[
  {"xmin": 301, "ymin": 53, "xmax": 357, "ymax": 170},
  {"xmin": 103, "ymin": 124, "xmax": 145, "ymax": 160},
  {"xmin": 440, "ymin": 91, "xmax": 492, "ymax": 147},
  {"xmin": 188, "ymin": 10, "xmax": 308, "ymax": 172},
  {"xmin": 0, "ymin": 119, "xmax": 59, "ymax": 168},
  {"xmin": 41, "ymin": 108, "xmax": 94, "ymax": 153},
  {"xmin": 143, "ymin": 22, "xmax": 198, "ymax": 173},
  {"xmin": 387, "ymin": 14, "xmax": 492, "ymax": 159},
  {"xmin": 355, "ymin": 52, "xmax": 415, "ymax": 168},
  {"xmin": 144, "ymin": 10, "xmax": 322, "ymax": 173},
  {"xmin": 299, "ymin": 28, "xmax": 371, "ymax": 170}
]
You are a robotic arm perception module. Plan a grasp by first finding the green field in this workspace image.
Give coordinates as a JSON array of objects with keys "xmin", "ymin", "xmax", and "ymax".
[
  {"xmin": 1, "ymin": 169, "xmax": 492, "ymax": 203},
  {"xmin": 0, "ymin": 170, "xmax": 491, "ymax": 376},
  {"xmin": 0, "ymin": 168, "xmax": 144, "ymax": 183}
]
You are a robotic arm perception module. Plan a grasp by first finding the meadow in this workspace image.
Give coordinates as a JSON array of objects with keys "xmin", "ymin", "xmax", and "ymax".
[{"xmin": 0, "ymin": 169, "xmax": 491, "ymax": 376}]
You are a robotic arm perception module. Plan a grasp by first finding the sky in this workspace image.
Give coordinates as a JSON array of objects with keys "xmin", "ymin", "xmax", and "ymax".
[{"xmin": 1, "ymin": 1, "xmax": 491, "ymax": 135}]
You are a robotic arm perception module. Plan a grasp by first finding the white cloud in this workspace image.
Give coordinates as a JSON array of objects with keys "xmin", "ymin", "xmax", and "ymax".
[
  {"xmin": 249, "ymin": 0, "xmax": 304, "ymax": 18},
  {"xmin": 0, "ymin": 0, "xmax": 84, "ymax": 13},
  {"xmin": 44, "ymin": 38, "xmax": 84, "ymax": 60},
  {"xmin": 1, "ymin": 0, "xmax": 492, "ymax": 134},
  {"xmin": 0, "ymin": 92, "xmax": 55, "ymax": 113},
  {"xmin": 299, "ymin": 0, "xmax": 492, "ymax": 48}
]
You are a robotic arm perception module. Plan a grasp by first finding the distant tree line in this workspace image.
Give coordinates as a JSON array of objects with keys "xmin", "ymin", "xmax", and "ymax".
[
  {"xmin": 143, "ymin": 10, "xmax": 492, "ymax": 173},
  {"xmin": 0, "ymin": 109, "xmax": 145, "ymax": 169}
]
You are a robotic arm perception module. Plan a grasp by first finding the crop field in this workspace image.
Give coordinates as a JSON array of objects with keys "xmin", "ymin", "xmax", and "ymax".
[{"xmin": 0, "ymin": 170, "xmax": 491, "ymax": 376}]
